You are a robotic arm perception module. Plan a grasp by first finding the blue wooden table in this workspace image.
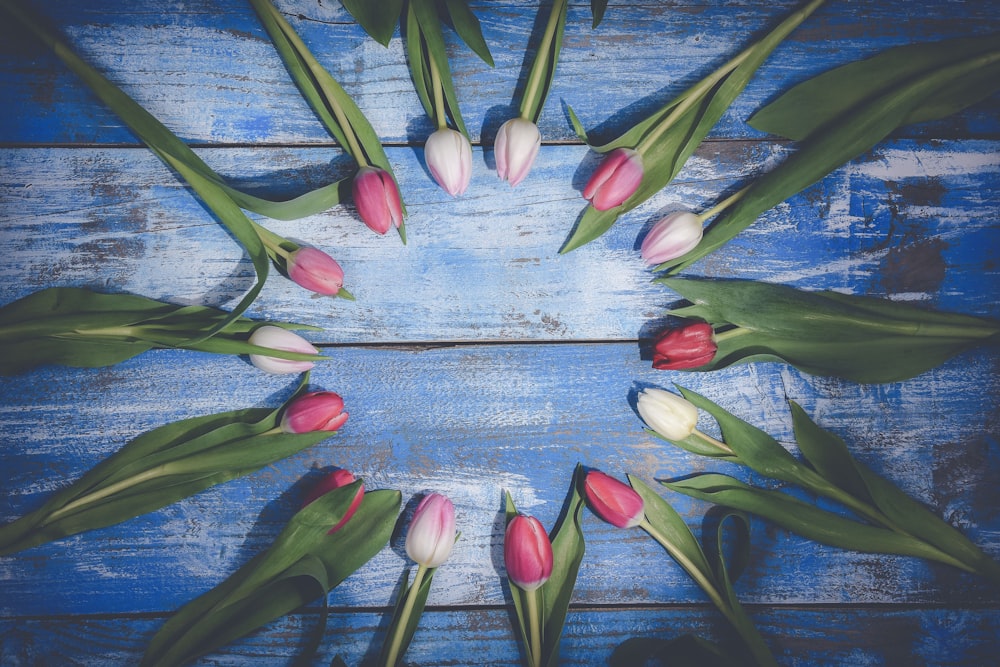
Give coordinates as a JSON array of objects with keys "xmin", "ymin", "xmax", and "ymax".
[{"xmin": 1, "ymin": 1, "xmax": 998, "ymax": 665}]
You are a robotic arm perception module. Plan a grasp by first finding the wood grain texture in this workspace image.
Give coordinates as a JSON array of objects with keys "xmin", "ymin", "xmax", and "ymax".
[
  {"xmin": 4, "ymin": 606, "xmax": 1000, "ymax": 666},
  {"xmin": 1, "ymin": 0, "xmax": 999, "ymax": 664}
]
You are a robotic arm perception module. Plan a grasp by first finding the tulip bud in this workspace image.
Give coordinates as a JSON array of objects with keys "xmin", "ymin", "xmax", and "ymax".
[
  {"xmin": 248, "ymin": 326, "xmax": 319, "ymax": 375},
  {"xmin": 582, "ymin": 147, "xmax": 644, "ymax": 211},
  {"xmin": 636, "ymin": 387, "xmax": 699, "ymax": 441},
  {"xmin": 495, "ymin": 118, "xmax": 541, "ymax": 187},
  {"xmin": 503, "ymin": 514, "xmax": 553, "ymax": 592},
  {"xmin": 280, "ymin": 391, "xmax": 348, "ymax": 434},
  {"xmin": 583, "ymin": 470, "xmax": 645, "ymax": 529},
  {"xmin": 640, "ymin": 212, "xmax": 703, "ymax": 265},
  {"xmin": 303, "ymin": 468, "xmax": 364, "ymax": 533},
  {"xmin": 352, "ymin": 166, "xmax": 404, "ymax": 234},
  {"xmin": 405, "ymin": 492, "xmax": 456, "ymax": 568},
  {"xmin": 652, "ymin": 323, "xmax": 717, "ymax": 371},
  {"xmin": 287, "ymin": 246, "xmax": 344, "ymax": 296},
  {"xmin": 425, "ymin": 128, "xmax": 473, "ymax": 196}
]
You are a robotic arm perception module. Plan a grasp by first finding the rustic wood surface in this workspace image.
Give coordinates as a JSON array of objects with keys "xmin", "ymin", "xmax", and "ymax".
[{"xmin": 1, "ymin": 1, "xmax": 998, "ymax": 665}]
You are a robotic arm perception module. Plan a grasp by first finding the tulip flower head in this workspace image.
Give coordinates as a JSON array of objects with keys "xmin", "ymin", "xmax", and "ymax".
[
  {"xmin": 495, "ymin": 118, "xmax": 541, "ymax": 187},
  {"xmin": 583, "ymin": 470, "xmax": 645, "ymax": 529},
  {"xmin": 652, "ymin": 322, "xmax": 717, "ymax": 370},
  {"xmin": 636, "ymin": 387, "xmax": 699, "ymax": 441},
  {"xmin": 286, "ymin": 246, "xmax": 345, "ymax": 296},
  {"xmin": 425, "ymin": 128, "xmax": 473, "ymax": 196},
  {"xmin": 405, "ymin": 492, "xmax": 456, "ymax": 568},
  {"xmin": 302, "ymin": 468, "xmax": 364, "ymax": 533},
  {"xmin": 640, "ymin": 211, "xmax": 704, "ymax": 266},
  {"xmin": 582, "ymin": 148, "xmax": 644, "ymax": 211},
  {"xmin": 279, "ymin": 391, "xmax": 348, "ymax": 434},
  {"xmin": 352, "ymin": 166, "xmax": 404, "ymax": 234},
  {"xmin": 504, "ymin": 514, "xmax": 554, "ymax": 592},
  {"xmin": 248, "ymin": 326, "xmax": 319, "ymax": 375}
]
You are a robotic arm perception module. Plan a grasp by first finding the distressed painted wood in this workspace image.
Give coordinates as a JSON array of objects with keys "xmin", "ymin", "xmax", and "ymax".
[{"xmin": 1, "ymin": 0, "xmax": 999, "ymax": 665}]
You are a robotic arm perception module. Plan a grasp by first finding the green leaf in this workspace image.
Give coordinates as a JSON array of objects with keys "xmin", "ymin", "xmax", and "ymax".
[
  {"xmin": 662, "ymin": 474, "xmax": 974, "ymax": 571},
  {"xmin": 537, "ymin": 465, "xmax": 587, "ymax": 667},
  {"xmin": 0, "ymin": 288, "xmax": 323, "ymax": 376},
  {"xmin": 789, "ymin": 402, "xmax": 1000, "ymax": 583},
  {"xmin": 340, "ymin": 0, "xmax": 405, "ymax": 46},
  {"xmin": 590, "ymin": 0, "xmax": 609, "ymax": 29},
  {"xmin": 519, "ymin": 0, "xmax": 568, "ymax": 124},
  {"xmin": 611, "ymin": 635, "xmax": 745, "ymax": 667},
  {"xmin": 0, "ymin": 378, "xmax": 344, "ymax": 555},
  {"xmin": 631, "ymin": 476, "xmax": 777, "ymax": 667},
  {"xmin": 748, "ymin": 33, "xmax": 1000, "ymax": 141},
  {"xmin": 658, "ymin": 278, "xmax": 1000, "ymax": 383},
  {"xmin": 443, "ymin": 0, "xmax": 494, "ymax": 67},
  {"xmin": 661, "ymin": 45, "xmax": 1000, "ymax": 274},
  {"xmin": 407, "ymin": 0, "xmax": 469, "ymax": 137},
  {"xmin": 142, "ymin": 485, "xmax": 401, "ymax": 667},
  {"xmin": 671, "ymin": 386, "xmax": 818, "ymax": 487},
  {"xmin": 559, "ymin": 0, "xmax": 827, "ymax": 253},
  {"xmin": 378, "ymin": 562, "xmax": 441, "ymax": 667},
  {"xmin": 628, "ymin": 476, "xmax": 716, "ymax": 593},
  {"xmin": 250, "ymin": 0, "xmax": 398, "ymax": 181}
]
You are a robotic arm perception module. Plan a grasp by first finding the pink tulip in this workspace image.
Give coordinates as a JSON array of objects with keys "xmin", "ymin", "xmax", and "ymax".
[
  {"xmin": 504, "ymin": 514, "xmax": 553, "ymax": 592},
  {"xmin": 582, "ymin": 148, "xmax": 644, "ymax": 211},
  {"xmin": 279, "ymin": 391, "xmax": 348, "ymax": 434},
  {"xmin": 405, "ymin": 492, "xmax": 456, "ymax": 568},
  {"xmin": 302, "ymin": 468, "xmax": 364, "ymax": 533},
  {"xmin": 352, "ymin": 166, "xmax": 403, "ymax": 234},
  {"xmin": 425, "ymin": 128, "xmax": 472, "ymax": 196},
  {"xmin": 583, "ymin": 470, "xmax": 644, "ymax": 529},
  {"xmin": 287, "ymin": 246, "xmax": 344, "ymax": 296},
  {"xmin": 495, "ymin": 118, "xmax": 541, "ymax": 187},
  {"xmin": 248, "ymin": 326, "xmax": 318, "ymax": 375},
  {"xmin": 640, "ymin": 211, "xmax": 703, "ymax": 265},
  {"xmin": 652, "ymin": 322, "xmax": 717, "ymax": 371}
]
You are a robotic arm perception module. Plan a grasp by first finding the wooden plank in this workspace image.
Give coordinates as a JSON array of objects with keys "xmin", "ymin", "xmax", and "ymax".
[
  {"xmin": 1, "ymin": 0, "xmax": 997, "ymax": 147},
  {"xmin": 2, "ymin": 140, "xmax": 997, "ymax": 343},
  {"xmin": 3, "ymin": 606, "xmax": 1000, "ymax": 666},
  {"xmin": 1, "ymin": 346, "xmax": 997, "ymax": 616}
]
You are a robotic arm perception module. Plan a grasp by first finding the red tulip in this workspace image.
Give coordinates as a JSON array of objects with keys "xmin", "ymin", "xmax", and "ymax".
[
  {"xmin": 287, "ymin": 246, "xmax": 344, "ymax": 296},
  {"xmin": 279, "ymin": 391, "xmax": 348, "ymax": 434},
  {"xmin": 504, "ymin": 514, "xmax": 553, "ymax": 592},
  {"xmin": 303, "ymin": 468, "xmax": 364, "ymax": 533},
  {"xmin": 582, "ymin": 148, "xmax": 644, "ymax": 211},
  {"xmin": 352, "ymin": 166, "xmax": 403, "ymax": 234},
  {"xmin": 583, "ymin": 470, "xmax": 644, "ymax": 529},
  {"xmin": 652, "ymin": 322, "xmax": 717, "ymax": 370}
]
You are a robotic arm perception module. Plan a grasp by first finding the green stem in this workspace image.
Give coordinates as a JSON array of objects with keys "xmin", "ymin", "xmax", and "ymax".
[
  {"xmin": 382, "ymin": 564, "xmax": 428, "ymax": 667},
  {"xmin": 697, "ymin": 184, "xmax": 751, "ymax": 223},
  {"xmin": 43, "ymin": 464, "xmax": 170, "ymax": 525},
  {"xmin": 526, "ymin": 587, "xmax": 542, "ymax": 667},
  {"xmin": 519, "ymin": 0, "xmax": 567, "ymax": 121},
  {"xmin": 692, "ymin": 428, "xmax": 736, "ymax": 456},
  {"xmin": 427, "ymin": 50, "xmax": 448, "ymax": 131},
  {"xmin": 635, "ymin": 47, "xmax": 753, "ymax": 155},
  {"xmin": 256, "ymin": 0, "xmax": 370, "ymax": 165},
  {"xmin": 640, "ymin": 518, "xmax": 777, "ymax": 667}
]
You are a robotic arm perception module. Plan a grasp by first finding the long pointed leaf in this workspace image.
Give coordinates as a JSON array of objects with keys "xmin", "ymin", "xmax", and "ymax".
[
  {"xmin": 664, "ymin": 474, "xmax": 974, "ymax": 572},
  {"xmin": 560, "ymin": 0, "xmax": 826, "ymax": 252},
  {"xmin": 662, "ymin": 47, "xmax": 1000, "ymax": 274},
  {"xmin": 748, "ymin": 33, "xmax": 1000, "ymax": 141}
]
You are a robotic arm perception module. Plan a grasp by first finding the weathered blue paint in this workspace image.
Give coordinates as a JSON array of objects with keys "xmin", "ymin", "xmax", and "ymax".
[{"xmin": 0, "ymin": 0, "xmax": 998, "ymax": 665}]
